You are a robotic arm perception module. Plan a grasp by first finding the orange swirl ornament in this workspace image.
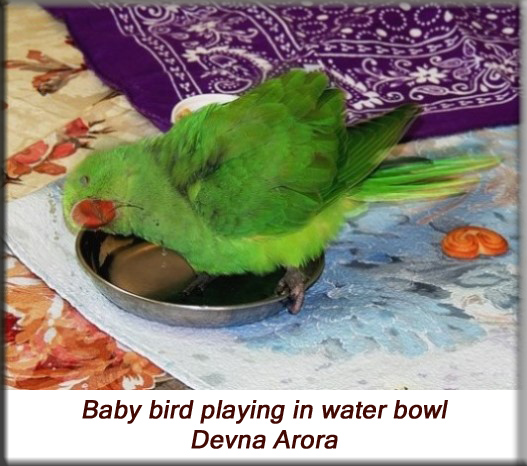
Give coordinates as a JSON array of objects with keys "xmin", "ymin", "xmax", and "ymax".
[{"xmin": 441, "ymin": 226, "xmax": 508, "ymax": 260}]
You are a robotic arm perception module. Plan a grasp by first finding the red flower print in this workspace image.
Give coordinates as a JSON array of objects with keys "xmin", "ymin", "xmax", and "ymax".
[
  {"xmin": 5, "ymin": 255, "xmax": 165, "ymax": 390},
  {"xmin": 5, "ymin": 312, "xmax": 22, "ymax": 344},
  {"xmin": 33, "ymin": 66, "xmax": 87, "ymax": 96},
  {"xmin": 48, "ymin": 141, "xmax": 78, "ymax": 159},
  {"xmin": 33, "ymin": 71, "xmax": 66, "ymax": 96},
  {"xmin": 5, "ymin": 51, "xmax": 65, "ymax": 72},
  {"xmin": 11, "ymin": 140, "xmax": 49, "ymax": 164},
  {"xmin": 6, "ymin": 49, "xmax": 87, "ymax": 95},
  {"xmin": 5, "ymin": 119, "xmax": 110, "ymax": 185},
  {"xmin": 64, "ymin": 118, "xmax": 89, "ymax": 138},
  {"xmin": 33, "ymin": 161, "xmax": 67, "ymax": 175},
  {"xmin": 4, "ymin": 60, "xmax": 30, "ymax": 69},
  {"xmin": 6, "ymin": 158, "xmax": 32, "ymax": 177},
  {"xmin": 6, "ymin": 140, "xmax": 50, "ymax": 183},
  {"xmin": 26, "ymin": 50, "xmax": 48, "ymax": 63},
  {"xmin": 26, "ymin": 50, "xmax": 66, "ymax": 68}
]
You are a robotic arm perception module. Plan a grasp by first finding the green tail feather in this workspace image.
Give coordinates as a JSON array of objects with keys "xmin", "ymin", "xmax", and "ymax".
[{"xmin": 348, "ymin": 155, "xmax": 501, "ymax": 202}]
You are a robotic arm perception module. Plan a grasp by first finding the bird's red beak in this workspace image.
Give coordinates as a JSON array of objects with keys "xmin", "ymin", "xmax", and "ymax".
[{"xmin": 71, "ymin": 199, "xmax": 116, "ymax": 229}]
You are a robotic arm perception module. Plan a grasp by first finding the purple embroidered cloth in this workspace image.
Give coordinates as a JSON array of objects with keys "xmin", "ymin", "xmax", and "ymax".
[{"xmin": 45, "ymin": 3, "xmax": 519, "ymax": 140}]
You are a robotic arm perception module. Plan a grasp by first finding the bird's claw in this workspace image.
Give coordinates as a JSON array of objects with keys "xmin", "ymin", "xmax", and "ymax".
[{"xmin": 277, "ymin": 267, "xmax": 306, "ymax": 315}]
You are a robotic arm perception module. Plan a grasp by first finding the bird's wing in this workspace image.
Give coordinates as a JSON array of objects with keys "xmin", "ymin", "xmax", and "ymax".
[
  {"xmin": 153, "ymin": 71, "xmax": 416, "ymax": 237},
  {"xmin": 151, "ymin": 71, "xmax": 339, "ymax": 191}
]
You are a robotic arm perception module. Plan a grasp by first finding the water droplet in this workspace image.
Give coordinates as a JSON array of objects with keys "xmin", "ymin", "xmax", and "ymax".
[{"xmin": 161, "ymin": 248, "xmax": 167, "ymax": 257}]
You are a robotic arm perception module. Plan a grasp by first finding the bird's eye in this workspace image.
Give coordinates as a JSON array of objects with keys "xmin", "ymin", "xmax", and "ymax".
[{"xmin": 80, "ymin": 176, "xmax": 90, "ymax": 186}]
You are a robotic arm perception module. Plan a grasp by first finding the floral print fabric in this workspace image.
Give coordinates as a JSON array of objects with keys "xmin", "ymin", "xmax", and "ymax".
[
  {"xmin": 5, "ymin": 4, "xmax": 166, "ymax": 389},
  {"xmin": 46, "ymin": 3, "xmax": 519, "ymax": 139},
  {"xmin": 6, "ymin": 255, "xmax": 163, "ymax": 389}
]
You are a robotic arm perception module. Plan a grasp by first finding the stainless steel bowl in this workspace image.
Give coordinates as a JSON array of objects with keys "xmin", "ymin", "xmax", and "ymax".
[{"xmin": 76, "ymin": 230, "xmax": 324, "ymax": 328}]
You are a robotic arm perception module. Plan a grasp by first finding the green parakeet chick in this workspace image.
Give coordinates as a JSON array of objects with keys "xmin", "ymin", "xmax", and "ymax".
[{"xmin": 63, "ymin": 70, "xmax": 499, "ymax": 313}]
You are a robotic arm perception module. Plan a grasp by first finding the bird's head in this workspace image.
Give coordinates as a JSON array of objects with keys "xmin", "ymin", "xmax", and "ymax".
[{"xmin": 62, "ymin": 147, "xmax": 140, "ymax": 233}]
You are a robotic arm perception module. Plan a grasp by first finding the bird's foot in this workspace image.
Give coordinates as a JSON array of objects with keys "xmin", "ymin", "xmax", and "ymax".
[
  {"xmin": 276, "ymin": 267, "xmax": 307, "ymax": 315},
  {"xmin": 182, "ymin": 273, "xmax": 214, "ymax": 296}
]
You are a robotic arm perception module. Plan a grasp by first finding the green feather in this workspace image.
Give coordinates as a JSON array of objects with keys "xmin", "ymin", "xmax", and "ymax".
[
  {"xmin": 350, "ymin": 155, "xmax": 500, "ymax": 202},
  {"xmin": 62, "ymin": 70, "xmax": 501, "ymax": 276}
]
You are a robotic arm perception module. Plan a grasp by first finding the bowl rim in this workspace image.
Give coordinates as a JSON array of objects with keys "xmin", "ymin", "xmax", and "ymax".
[
  {"xmin": 170, "ymin": 93, "xmax": 239, "ymax": 124},
  {"xmin": 75, "ymin": 230, "xmax": 324, "ymax": 313}
]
